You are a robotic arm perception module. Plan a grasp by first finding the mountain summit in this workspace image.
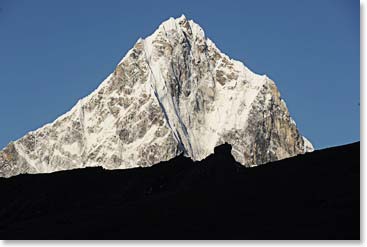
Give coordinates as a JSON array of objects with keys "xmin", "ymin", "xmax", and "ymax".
[{"xmin": 0, "ymin": 16, "xmax": 313, "ymax": 177}]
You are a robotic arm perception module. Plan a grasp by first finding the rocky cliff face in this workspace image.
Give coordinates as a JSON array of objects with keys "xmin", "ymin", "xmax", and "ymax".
[{"xmin": 0, "ymin": 15, "xmax": 313, "ymax": 177}]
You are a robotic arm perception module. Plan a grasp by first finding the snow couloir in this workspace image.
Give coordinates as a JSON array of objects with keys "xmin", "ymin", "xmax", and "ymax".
[{"xmin": 0, "ymin": 15, "xmax": 313, "ymax": 177}]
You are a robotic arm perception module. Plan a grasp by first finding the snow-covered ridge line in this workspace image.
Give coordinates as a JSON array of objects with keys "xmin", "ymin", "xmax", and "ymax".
[{"xmin": 0, "ymin": 15, "xmax": 313, "ymax": 178}]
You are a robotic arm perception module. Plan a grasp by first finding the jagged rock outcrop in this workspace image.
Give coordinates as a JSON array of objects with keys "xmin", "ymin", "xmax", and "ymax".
[{"xmin": 0, "ymin": 15, "xmax": 313, "ymax": 177}]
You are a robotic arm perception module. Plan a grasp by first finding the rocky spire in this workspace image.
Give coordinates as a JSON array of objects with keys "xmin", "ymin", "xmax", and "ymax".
[{"xmin": 0, "ymin": 16, "xmax": 313, "ymax": 177}]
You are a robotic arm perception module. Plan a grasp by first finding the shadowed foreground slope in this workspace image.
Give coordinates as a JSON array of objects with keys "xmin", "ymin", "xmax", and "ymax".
[{"xmin": 0, "ymin": 142, "xmax": 359, "ymax": 239}]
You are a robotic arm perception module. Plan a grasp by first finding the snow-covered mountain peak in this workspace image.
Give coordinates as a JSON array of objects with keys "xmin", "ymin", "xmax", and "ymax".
[{"xmin": 0, "ymin": 16, "xmax": 313, "ymax": 177}]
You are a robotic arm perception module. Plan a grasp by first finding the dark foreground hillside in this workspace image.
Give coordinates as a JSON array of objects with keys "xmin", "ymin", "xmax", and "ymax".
[{"xmin": 0, "ymin": 142, "xmax": 360, "ymax": 240}]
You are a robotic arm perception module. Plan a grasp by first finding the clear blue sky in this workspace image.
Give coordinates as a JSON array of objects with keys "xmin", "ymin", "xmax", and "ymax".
[{"xmin": 0, "ymin": 0, "xmax": 359, "ymax": 149}]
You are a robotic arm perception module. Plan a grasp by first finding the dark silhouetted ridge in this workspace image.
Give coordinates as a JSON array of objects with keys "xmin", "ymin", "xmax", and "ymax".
[{"xmin": 0, "ymin": 142, "xmax": 360, "ymax": 240}]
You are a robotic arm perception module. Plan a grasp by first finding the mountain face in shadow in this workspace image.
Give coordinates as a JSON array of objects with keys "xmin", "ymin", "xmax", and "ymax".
[{"xmin": 0, "ymin": 142, "xmax": 359, "ymax": 240}]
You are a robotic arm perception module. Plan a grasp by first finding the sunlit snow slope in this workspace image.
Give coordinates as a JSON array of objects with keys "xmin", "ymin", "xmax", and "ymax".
[{"xmin": 0, "ymin": 15, "xmax": 313, "ymax": 177}]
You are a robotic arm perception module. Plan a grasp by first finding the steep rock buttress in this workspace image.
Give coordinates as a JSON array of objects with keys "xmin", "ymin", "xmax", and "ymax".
[{"xmin": 0, "ymin": 15, "xmax": 313, "ymax": 177}]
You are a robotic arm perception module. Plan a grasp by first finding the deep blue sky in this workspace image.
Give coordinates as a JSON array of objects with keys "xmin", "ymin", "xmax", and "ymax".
[{"xmin": 0, "ymin": 0, "xmax": 359, "ymax": 149}]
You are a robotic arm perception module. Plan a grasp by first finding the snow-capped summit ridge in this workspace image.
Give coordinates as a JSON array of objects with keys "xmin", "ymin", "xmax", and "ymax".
[{"xmin": 0, "ymin": 16, "xmax": 313, "ymax": 177}]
